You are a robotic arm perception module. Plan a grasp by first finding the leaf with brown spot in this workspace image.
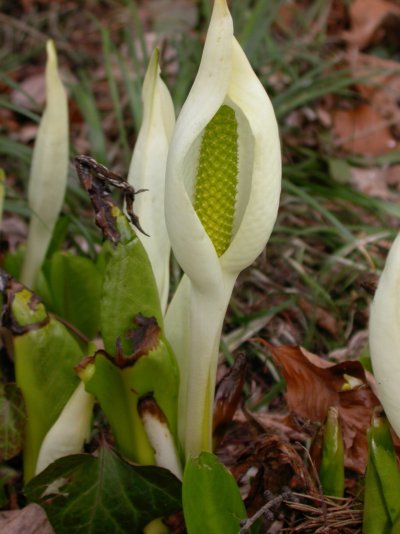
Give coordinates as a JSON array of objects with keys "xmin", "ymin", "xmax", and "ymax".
[
  {"xmin": 257, "ymin": 341, "xmax": 380, "ymax": 473},
  {"xmin": 114, "ymin": 314, "xmax": 161, "ymax": 368}
]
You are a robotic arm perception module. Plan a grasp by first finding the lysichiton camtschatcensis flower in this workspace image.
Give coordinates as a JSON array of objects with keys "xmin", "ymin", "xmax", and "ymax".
[
  {"xmin": 165, "ymin": 0, "xmax": 281, "ymax": 458},
  {"xmin": 21, "ymin": 40, "xmax": 69, "ymax": 289},
  {"xmin": 369, "ymin": 232, "xmax": 400, "ymax": 437},
  {"xmin": 128, "ymin": 49, "xmax": 175, "ymax": 313}
]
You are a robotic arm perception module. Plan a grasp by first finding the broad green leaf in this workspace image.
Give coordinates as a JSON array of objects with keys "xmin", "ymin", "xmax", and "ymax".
[
  {"xmin": 183, "ymin": 452, "xmax": 246, "ymax": 534},
  {"xmin": 25, "ymin": 446, "xmax": 182, "ymax": 534},
  {"xmin": 3, "ymin": 245, "xmax": 25, "ymax": 279},
  {"xmin": 1, "ymin": 273, "xmax": 88, "ymax": 481},
  {"xmin": 82, "ymin": 329, "xmax": 179, "ymax": 465},
  {"xmin": 77, "ymin": 189, "xmax": 179, "ymax": 465},
  {"xmin": 100, "ymin": 213, "xmax": 163, "ymax": 355},
  {"xmin": 0, "ymin": 383, "xmax": 26, "ymax": 461},
  {"xmin": 45, "ymin": 215, "xmax": 70, "ymax": 258},
  {"xmin": 84, "ymin": 206, "xmax": 179, "ymax": 464},
  {"xmin": 44, "ymin": 251, "xmax": 102, "ymax": 339}
]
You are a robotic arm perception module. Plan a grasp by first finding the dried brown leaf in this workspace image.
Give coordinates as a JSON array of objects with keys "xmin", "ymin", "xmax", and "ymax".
[
  {"xmin": 0, "ymin": 504, "xmax": 54, "ymax": 534},
  {"xmin": 258, "ymin": 341, "xmax": 380, "ymax": 473},
  {"xmin": 332, "ymin": 104, "xmax": 399, "ymax": 156},
  {"xmin": 343, "ymin": 0, "xmax": 400, "ymax": 50},
  {"xmin": 239, "ymin": 435, "xmax": 317, "ymax": 514}
]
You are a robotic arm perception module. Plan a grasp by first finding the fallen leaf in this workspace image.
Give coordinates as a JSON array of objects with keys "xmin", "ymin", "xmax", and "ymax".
[
  {"xmin": 257, "ymin": 341, "xmax": 380, "ymax": 473},
  {"xmin": 11, "ymin": 73, "xmax": 45, "ymax": 109},
  {"xmin": 349, "ymin": 167, "xmax": 393, "ymax": 199},
  {"xmin": 0, "ymin": 504, "xmax": 54, "ymax": 534},
  {"xmin": 386, "ymin": 164, "xmax": 400, "ymax": 190},
  {"xmin": 343, "ymin": 0, "xmax": 400, "ymax": 50},
  {"xmin": 231, "ymin": 434, "xmax": 316, "ymax": 515},
  {"xmin": 237, "ymin": 409, "xmax": 308, "ymax": 444},
  {"xmin": 332, "ymin": 104, "xmax": 399, "ymax": 156},
  {"xmin": 331, "ymin": 50, "xmax": 400, "ymax": 158}
]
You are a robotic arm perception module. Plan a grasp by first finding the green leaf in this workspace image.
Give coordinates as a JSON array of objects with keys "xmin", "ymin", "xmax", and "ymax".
[
  {"xmin": 76, "ymin": 194, "xmax": 179, "ymax": 465},
  {"xmin": 3, "ymin": 245, "xmax": 25, "ymax": 279},
  {"xmin": 82, "ymin": 331, "xmax": 179, "ymax": 465},
  {"xmin": 87, "ymin": 208, "xmax": 179, "ymax": 464},
  {"xmin": 327, "ymin": 158, "xmax": 352, "ymax": 184},
  {"xmin": 100, "ymin": 217, "xmax": 163, "ymax": 355},
  {"xmin": 45, "ymin": 215, "xmax": 71, "ymax": 258},
  {"xmin": 0, "ymin": 383, "xmax": 26, "ymax": 461},
  {"xmin": 25, "ymin": 446, "xmax": 182, "ymax": 534},
  {"xmin": 43, "ymin": 251, "xmax": 102, "ymax": 339},
  {"xmin": 183, "ymin": 452, "xmax": 246, "ymax": 534},
  {"xmin": 1, "ymin": 274, "xmax": 88, "ymax": 481}
]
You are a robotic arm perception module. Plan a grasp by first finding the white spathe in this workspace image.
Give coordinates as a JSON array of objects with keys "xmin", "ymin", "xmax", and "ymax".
[
  {"xmin": 139, "ymin": 406, "xmax": 182, "ymax": 480},
  {"xmin": 165, "ymin": 0, "xmax": 281, "ymax": 458},
  {"xmin": 35, "ymin": 382, "xmax": 94, "ymax": 475},
  {"xmin": 21, "ymin": 40, "xmax": 69, "ymax": 289},
  {"xmin": 128, "ymin": 49, "xmax": 175, "ymax": 313},
  {"xmin": 369, "ymin": 232, "xmax": 400, "ymax": 437}
]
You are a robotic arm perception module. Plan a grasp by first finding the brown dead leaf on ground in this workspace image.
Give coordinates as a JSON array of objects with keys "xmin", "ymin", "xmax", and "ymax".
[
  {"xmin": 332, "ymin": 62, "xmax": 400, "ymax": 156},
  {"xmin": 343, "ymin": 0, "xmax": 400, "ymax": 50},
  {"xmin": 228, "ymin": 432, "xmax": 316, "ymax": 517},
  {"xmin": 236, "ymin": 410, "xmax": 309, "ymax": 444},
  {"xmin": 256, "ymin": 340, "xmax": 380, "ymax": 473},
  {"xmin": 0, "ymin": 504, "xmax": 54, "ymax": 534},
  {"xmin": 343, "ymin": 161, "xmax": 400, "ymax": 201},
  {"xmin": 332, "ymin": 104, "xmax": 399, "ymax": 156}
]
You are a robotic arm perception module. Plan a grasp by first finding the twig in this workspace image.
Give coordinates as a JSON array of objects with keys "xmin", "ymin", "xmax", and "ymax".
[
  {"xmin": 296, "ymin": 441, "xmax": 328, "ymax": 527},
  {"xmin": 239, "ymin": 490, "xmax": 292, "ymax": 534}
]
